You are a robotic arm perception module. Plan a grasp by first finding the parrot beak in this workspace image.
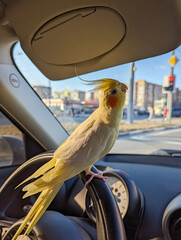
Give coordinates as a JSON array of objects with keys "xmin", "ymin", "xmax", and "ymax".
[{"xmin": 119, "ymin": 83, "xmax": 128, "ymax": 93}]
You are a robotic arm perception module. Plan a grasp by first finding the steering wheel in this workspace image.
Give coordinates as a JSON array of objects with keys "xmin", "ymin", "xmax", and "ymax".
[{"xmin": 0, "ymin": 152, "xmax": 127, "ymax": 240}]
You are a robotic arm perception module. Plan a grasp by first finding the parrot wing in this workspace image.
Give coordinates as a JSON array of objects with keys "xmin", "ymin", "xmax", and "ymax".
[
  {"xmin": 18, "ymin": 119, "xmax": 97, "ymax": 198},
  {"xmin": 54, "ymin": 108, "xmax": 116, "ymax": 163},
  {"xmin": 54, "ymin": 117, "xmax": 118, "ymax": 170},
  {"xmin": 22, "ymin": 118, "xmax": 117, "ymax": 198}
]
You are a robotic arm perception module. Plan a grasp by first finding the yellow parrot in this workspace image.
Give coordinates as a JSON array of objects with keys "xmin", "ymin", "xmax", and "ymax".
[{"xmin": 12, "ymin": 78, "xmax": 127, "ymax": 240}]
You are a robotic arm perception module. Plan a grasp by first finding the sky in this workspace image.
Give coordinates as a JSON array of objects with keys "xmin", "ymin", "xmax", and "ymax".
[{"xmin": 13, "ymin": 42, "xmax": 181, "ymax": 92}]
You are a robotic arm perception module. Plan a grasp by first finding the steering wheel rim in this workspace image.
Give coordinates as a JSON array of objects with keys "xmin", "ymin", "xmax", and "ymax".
[
  {"xmin": 0, "ymin": 153, "xmax": 127, "ymax": 240},
  {"xmin": 80, "ymin": 165, "xmax": 127, "ymax": 240}
]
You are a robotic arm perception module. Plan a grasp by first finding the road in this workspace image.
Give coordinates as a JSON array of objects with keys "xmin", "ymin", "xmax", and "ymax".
[
  {"xmin": 57, "ymin": 114, "xmax": 152, "ymax": 123},
  {"xmin": 110, "ymin": 127, "xmax": 181, "ymax": 155}
]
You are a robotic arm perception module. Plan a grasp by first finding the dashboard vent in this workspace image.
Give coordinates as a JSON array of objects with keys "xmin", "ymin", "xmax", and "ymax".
[
  {"xmin": 162, "ymin": 194, "xmax": 181, "ymax": 240},
  {"xmin": 168, "ymin": 210, "xmax": 181, "ymax": 240}
]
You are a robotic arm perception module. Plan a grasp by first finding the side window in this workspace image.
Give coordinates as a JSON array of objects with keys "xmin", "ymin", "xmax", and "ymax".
[{"xmin": 0, "ymin": 111, "xmax": 25, "ymax": 167}]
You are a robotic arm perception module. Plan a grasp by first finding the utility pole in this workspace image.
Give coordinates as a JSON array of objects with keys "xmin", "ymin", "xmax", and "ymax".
[
  {"xmin": 127, "ymin": 62, "xmax": 136, "ymax": 124},
  {"xmin": 167, "ymin": 51, "xmax": 178, "ymax": 124},
  {"xmin": 48, "ymin": 80, "xmax": 51, "ymax": 107}
]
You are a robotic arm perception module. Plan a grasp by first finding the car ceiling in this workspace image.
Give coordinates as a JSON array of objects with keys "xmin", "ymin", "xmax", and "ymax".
[{"xmin": 0, "ymin": 0, "xmax": 181, "ymax": 80}]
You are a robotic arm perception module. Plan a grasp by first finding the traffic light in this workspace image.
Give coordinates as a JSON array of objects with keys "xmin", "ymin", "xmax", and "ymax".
[{"xmin": 164, "ymin": 75, "xmax": 175, "ymax": 91}]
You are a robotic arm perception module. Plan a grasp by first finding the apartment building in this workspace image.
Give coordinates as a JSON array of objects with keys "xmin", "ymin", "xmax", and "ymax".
[
  {"xmin": 126, "ymin": 80, "xmax": 166, "ymax": 109},
  {"xmin": 173, "ymin": 88, "xmax": 181, "ymax": 107}
]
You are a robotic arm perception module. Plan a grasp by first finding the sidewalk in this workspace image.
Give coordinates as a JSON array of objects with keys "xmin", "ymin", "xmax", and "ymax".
[{"xmin": 119, "ymin": 117, "xmax": 181, "ymax": 134}]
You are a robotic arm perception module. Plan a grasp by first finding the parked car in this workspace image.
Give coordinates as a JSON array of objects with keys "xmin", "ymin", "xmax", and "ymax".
[
  {"xmin": 137, "ymin": 110, "xmax": 149, "ymax": 116},
  {"xmin": 172, "ymin": 108, "xmax": 181, "ymax": 117},
  {"xmin": 0, "ymin": 1, "xmax": 181, "ymax": 240}
]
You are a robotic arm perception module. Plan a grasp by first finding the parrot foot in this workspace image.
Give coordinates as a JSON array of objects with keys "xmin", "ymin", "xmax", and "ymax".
[{"xmin": 85, "ymin": 171, "xmax": 108, "ymax": 186}]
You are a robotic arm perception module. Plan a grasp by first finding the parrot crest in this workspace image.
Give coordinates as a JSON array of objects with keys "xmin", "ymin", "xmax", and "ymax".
[
  {"xmin": 83, "ymin": 78, "xmax": 127, "ymax": 111},
  {"xmin": 83, "ymin": 78, "xmax": 127, "ymax": 93}
]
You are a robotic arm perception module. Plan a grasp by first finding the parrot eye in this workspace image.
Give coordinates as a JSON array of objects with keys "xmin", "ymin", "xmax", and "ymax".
[{"xmin": 111, "ymin": 89, "xmax": 117, "ymax": 95}]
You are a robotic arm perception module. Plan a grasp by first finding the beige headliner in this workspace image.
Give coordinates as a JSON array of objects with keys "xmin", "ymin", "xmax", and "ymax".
[{"xmin": 0, "ymin": 0, "xmax": 181, "ymax": 80}]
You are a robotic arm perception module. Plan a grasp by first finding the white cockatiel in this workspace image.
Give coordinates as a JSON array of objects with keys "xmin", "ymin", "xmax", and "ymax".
[{"xmin": 12, "ymin": 78, "xmax": 127, "ymax": 239}]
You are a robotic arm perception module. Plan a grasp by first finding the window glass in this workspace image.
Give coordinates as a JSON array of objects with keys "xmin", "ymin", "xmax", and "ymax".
[
  {"xmin": 0, "ymin": 111, "xmax": 25, "ymax": 166},
  {"xmin": 12, "ymin": 42, "xmax": 181, "ymax": 155}
]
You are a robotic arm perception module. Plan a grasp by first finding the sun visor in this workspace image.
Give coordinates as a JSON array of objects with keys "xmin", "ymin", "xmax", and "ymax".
[
  {"xmin": 32, "ymin": 7, "xmax": 125, "ymax": 65},
  {"xmin": 6, "ymin": 0, "xmax": 181, "ymax": 80}
]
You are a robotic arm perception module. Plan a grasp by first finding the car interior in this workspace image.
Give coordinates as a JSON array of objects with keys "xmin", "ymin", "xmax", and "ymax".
[{"xmin": 0, "ymin": 0, "xmax": 181, "ymax": 240}]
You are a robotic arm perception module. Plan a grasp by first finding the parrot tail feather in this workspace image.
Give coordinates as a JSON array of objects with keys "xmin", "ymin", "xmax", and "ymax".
[
  {"xmin": 22, "ymin": 168, "xmax": 61, "ymax": 198},
  {"xmin": 16, "ymin": 157, "xmax": 57, "ymax": 189},
  {"xmin": 12, "ymin": 182, "xmax": 63, "ymax": 240}
]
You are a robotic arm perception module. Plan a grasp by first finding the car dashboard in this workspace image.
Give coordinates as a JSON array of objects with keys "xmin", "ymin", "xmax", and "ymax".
[
  {"xmin": 0, "ymin": 153, "xmax": 181, "ymax": 240},
  {"xmin": 99, "ymin": 154, "xmax": 181, "ymax": 240}
]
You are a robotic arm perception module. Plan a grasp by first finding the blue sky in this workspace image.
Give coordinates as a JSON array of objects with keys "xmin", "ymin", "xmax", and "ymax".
[{"xmin": 13, "ymin": 42, "xmax": 181, "ymax": 92}]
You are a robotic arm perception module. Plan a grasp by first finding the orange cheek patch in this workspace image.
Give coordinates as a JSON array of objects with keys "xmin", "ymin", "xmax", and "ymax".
[{"xmin": 107, "ymin": 96, "xmax": 119, "ymax": 108}]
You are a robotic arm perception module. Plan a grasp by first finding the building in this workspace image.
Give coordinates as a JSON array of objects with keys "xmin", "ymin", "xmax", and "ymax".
[
  {"xmin": 52, "ymin": 90, "xmax": 85, "ymax": 102},
  {"xmin": 85, "ymin": 91, "xmax": 94, "ymax": 100},
  {"xmin": 33, "ymin": 85, "xmax": 51, "ymax": 99},
  {"xmin": 126, "ymin": 80, "xmax": 166, "ymax": 109},
  {"xmin": 49, "ymin": 89, "xmax": 100, "ymax": 115},
  {"xmin": 43, "ymin": 98, "xmax": 99, "ymax": 115},
  {"xmin": 52, "ymin": 91, "xmax": 64, "ymax": 99},
  {"xmin": 43, "ymin": 98, "xmax": 82, "ymax": 111},
  {"xmin": 173, "ymin": 88, "xmax": 181, "ymax": 108},
  {"xmin": 69, "ymin": 90, "xmax": 85, "ymax": 101}
]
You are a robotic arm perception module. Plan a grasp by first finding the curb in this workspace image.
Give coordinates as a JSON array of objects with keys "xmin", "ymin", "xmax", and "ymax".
[{"xmin": 118, "ymin": 125, "xmax": 181, "ymax": 138}]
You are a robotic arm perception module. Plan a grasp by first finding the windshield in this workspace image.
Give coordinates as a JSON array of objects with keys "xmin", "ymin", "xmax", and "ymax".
[{"xmin": 12, "ymin": 42, "xmax": 181, "ymax": 155}]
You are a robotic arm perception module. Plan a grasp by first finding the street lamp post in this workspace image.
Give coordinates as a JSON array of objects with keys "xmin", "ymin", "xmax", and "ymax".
[{"xmin": 127, "ymin": 62, "xmax": 136, "ymax": 124}]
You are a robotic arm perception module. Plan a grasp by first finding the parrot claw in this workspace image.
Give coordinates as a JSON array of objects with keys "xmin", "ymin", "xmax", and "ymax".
[{"xmin": 85, "ymin": 171, "xmax": 108, "ymax": 186}]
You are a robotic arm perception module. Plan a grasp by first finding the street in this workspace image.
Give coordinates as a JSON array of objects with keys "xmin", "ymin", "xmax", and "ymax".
[
  {"xmin": 111, "ymin": 127, "xmax": 181, "ymax": 155},
  {"xmin": 58, "ymin": 114, "xmax": 153, "ymax": 123}
]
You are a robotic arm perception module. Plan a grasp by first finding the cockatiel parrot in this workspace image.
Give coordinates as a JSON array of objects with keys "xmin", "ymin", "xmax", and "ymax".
[{"xmin": 12, "ymin": 79, "xmax": 127, "ymax": 240}]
